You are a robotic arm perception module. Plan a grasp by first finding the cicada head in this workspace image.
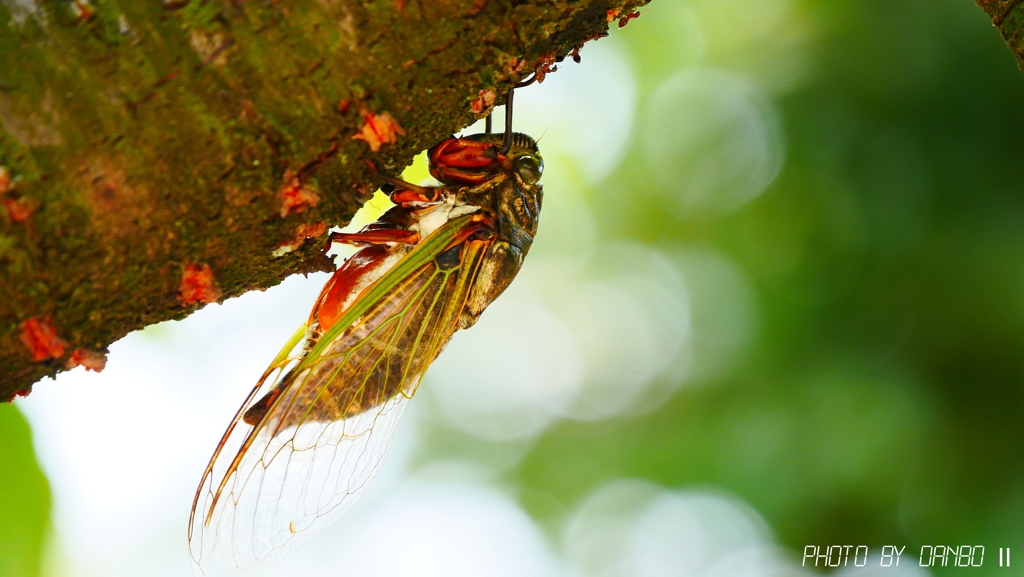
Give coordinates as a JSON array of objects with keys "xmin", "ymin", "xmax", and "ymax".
[{"xmin": 427, "ymin": 132, "xmax": 544, "ymax": 187}]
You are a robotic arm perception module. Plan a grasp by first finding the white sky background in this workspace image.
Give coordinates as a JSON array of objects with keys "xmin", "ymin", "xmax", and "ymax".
[{"xmin": 12, "ymin": 4, "xmax": 925, "ymax": 577}]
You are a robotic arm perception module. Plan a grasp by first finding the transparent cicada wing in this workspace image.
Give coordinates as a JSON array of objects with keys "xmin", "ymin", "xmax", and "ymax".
[
  {"xmin": 189, "ymin": 214, "xmax": 491, "ymax": 573},
  {"xmin": 190, "ymin": 392, "xmax": 412, "ymax": 572}
]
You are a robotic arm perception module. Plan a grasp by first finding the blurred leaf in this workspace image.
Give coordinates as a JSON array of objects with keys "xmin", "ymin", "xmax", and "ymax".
[{"xmin": 0, "ymin": 404, "xmax": 50, "ymax": 577}]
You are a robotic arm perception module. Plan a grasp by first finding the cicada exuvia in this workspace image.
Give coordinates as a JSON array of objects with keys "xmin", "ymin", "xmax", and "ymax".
[{"xmin": 189, "ymin": 86, "xmax": 543, "ymax": 572}]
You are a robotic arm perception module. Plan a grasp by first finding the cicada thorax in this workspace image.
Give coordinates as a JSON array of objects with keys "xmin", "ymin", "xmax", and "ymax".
[{"xmin": 424, "ymin": 131, "xmax": 544, "ymax": 329}]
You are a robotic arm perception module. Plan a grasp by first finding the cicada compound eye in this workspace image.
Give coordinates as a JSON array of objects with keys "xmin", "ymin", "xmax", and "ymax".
[{"xmin": 514, "ymin": 155, "xmax": 544, "ymax": 184}]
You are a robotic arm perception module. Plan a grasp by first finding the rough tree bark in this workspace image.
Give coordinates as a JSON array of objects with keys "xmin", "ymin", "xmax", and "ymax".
[
  {"xmin": 0, "ymin": 0, "xmax": 647, "ymax": 400},
  {"xmin": 976, "ymin": 0, "xmax": 1024, "ymax": 68}
]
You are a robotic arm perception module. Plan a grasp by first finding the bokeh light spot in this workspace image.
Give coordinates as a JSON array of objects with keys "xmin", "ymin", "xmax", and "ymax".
[{"xmin": 644, "ymin": 69, "xmax": 785, "ymax": 216}]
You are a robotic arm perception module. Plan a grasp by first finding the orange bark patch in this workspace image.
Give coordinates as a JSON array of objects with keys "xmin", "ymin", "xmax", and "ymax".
[
  {"xmin": 274, "ymin": 221, "xmax": 328, "ymax": 256},
  {"xmin": 295, "ymin": 221, "xmax": 328, "ymax": 242},
  {"xmin": 0, "ymin": 166, "xmax": 30, "ymax": 222},
  {"xmin": 607, "ymin": 8, "xmax": 621, "ymax": 21},
  {"xmin": 20, "ymin": 317, "xmax": 68, "ymax": 362},
  {"xmin": 68, "ymin": 348, "xmax": 107, "ymax": 372},
  {"xmin": 279, "ymin": 169, "xmax": 321, "ymax": 217},
  {"xmin": 178, "ymin": 264, "xmax": 222, "ymax": 305},
  {"xmin": 470, "ymin": 89, "xmax": 496, "ymax": 114},
  {"xmin": 6, "ymin": 386, "xmax": 33, "ymax": 401},
  {"xmin": 5, "ymin": 198, "xmax": 32, "ymax": 222},
  {"xmin": 353, "ymin": 111, "xmax": 405, "ymax": 152},
  {"xmin": 534, "ymin": 54, "xmax": 558, "ymax": 83},
  {"xmin": 618, "ymin": 10, "xmax": 640, "ymax": 27},
  {"xmin": 72, "ymin": 0, "xmax": 95, "ymax": 21},
  {"xmin": 505, "ymin": 57, "xmax": 529, "ymax": 77},
  {"xmin": 510, "ymin": 55, "xmax": 558, "ymax": 85}
]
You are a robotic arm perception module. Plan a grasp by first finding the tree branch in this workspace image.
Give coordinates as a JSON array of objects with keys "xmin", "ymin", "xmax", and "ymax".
[
  {"xmin": 0, "ymin": 0, "xmax": 647, "ymax": 399},
  {"xmin": 976, "ymin": 0, "xmax": 1024, "ymax": 68}
]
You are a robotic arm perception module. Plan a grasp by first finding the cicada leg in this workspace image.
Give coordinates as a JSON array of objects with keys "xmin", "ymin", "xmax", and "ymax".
[
  {"xmin": 499, "ymin": 87, "xmax": 516, "ymax": 155},
  {"xmin": 370, "ymin": 170, "xmax": 447, "ymax": 207},
  {"xmin": 390, "ymin": 187, "xmax": 446, "ymax": 206},
  {"xmin": 327, "ymin": 229, "xmax": 419, "ymax": 247},
  {"xmin": 494, "ymin": 65, "xmax": 551, "ymax": 154},
  {"xmin": 374, "ymin": 173, "xmax": 430, "ymax": 195}
]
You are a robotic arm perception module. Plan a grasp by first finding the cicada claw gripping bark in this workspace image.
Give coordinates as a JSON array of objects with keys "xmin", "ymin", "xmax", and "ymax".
[{"xmin": 189, "ymin": 87, "xmax": 544, "ymax": 572}]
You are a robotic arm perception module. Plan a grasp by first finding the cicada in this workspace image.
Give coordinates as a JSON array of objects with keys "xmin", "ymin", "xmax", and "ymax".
[{"xmin": 189, "ymin": 87, "xmax": 543, "ymax": 571}]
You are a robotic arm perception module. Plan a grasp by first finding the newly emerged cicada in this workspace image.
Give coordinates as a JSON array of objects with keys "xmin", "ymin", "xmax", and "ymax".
[{"xmin": 189, "ymin": 87, "xmax": 543, "ymax": 571}]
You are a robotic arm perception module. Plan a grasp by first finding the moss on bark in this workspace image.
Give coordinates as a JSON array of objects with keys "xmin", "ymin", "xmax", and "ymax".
[{"xmin": 0, "ymin": 0, "xmax": 647, "ymax": 399}]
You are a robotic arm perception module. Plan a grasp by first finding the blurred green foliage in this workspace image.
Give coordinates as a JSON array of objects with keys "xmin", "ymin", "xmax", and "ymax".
[
  {"xmin": 510, "ymin": 0, "xmax": 1024, "ymax": 572},
  {"xmin": 0, "ymin": 404, "xmax": 50, "ymax": 577}
]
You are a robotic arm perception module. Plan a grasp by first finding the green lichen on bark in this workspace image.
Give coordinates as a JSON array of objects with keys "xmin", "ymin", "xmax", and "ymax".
[
  {"xmin": 0, "ymin": 0, "xmax": 646, "ymax": 399},
  {"xmin": 975, "ymin": 0, "xmax": 1024, "ymax": 69}
]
